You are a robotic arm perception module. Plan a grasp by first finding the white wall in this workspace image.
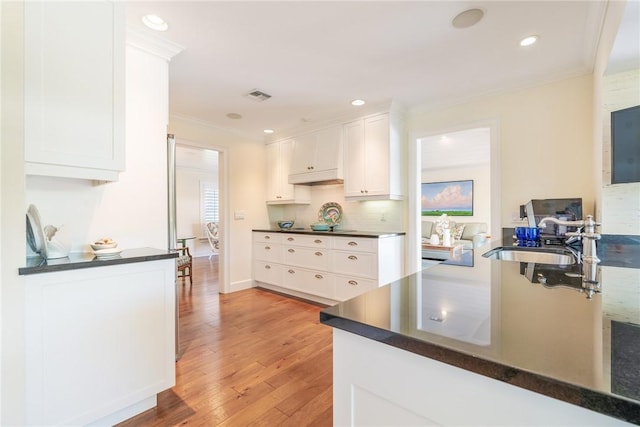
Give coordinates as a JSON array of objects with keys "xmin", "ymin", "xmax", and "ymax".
[{"xmin": 408, "ymin": 74, "xmax": 596, "ymax": 227}]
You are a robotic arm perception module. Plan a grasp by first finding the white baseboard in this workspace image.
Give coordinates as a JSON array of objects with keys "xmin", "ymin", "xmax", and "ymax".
[{"xmin": 229, "ymin": 279, "xmax": 255, "ymax": 293}]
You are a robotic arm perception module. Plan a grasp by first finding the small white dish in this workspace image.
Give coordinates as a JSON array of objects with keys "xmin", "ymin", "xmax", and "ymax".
[
  {"xmin": 93, "ymin": 248, "xmax": 123, "ymax": 259},
  {"xmin": 91, "ymin": 242, "xmax": 118, "ymax": 251}
]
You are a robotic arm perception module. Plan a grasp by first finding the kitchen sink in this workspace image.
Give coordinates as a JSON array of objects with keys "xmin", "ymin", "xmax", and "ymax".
[{"xmin": 482, "ymin": 247, "xmax": 577, "ymax": 265}]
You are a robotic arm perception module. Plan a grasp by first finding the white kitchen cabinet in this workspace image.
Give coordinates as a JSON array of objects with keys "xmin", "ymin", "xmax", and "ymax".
[
  {"xmin": 252, "ymin": 232, "xmax": 404, "ymax": 303},
  {"xmin": 343, "ymin": 112, "xmax": 404, "ymax": 200},
  {"xmin": 333, "ymin": 330, "xmax": 633, "ymax": 426},
  {"xmin": 24, "ymin": 1, "xmax": 126, "ymax": 181},
  {"xmin": 24, "ymin": 260, "xmax": 175, "ymax": 426},
  {"xmin": 266, "ymin": 139, "xmax": 310, "ymax": 204},
  {"xmin": 288, "ymin": 125, "xmax": 343, "ymax": 184}
]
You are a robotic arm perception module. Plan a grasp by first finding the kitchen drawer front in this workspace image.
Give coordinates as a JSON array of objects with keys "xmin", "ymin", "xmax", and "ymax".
[
  {"xmin": 331, "ymin": 250, "xmax": 378, "ymax": 279},
  {"xmin": 283, "ymin": 266, "xmax": 334, "ymax": 298},
  {"xmin": 253, "ymin": 261, "xmax": 284, "ymax": 285},
  {"xmin": 253, "ymin": 232, "xmax": 283, "ymax": 244},
  {"xmin": 281, "ymin": 233, "xmax": 330, "ymax": 248},
  {"xmin": 283, "ymin": 246, "xmax": 330, "ymax": 270},
  {"xmin": 253, "ymin": 242, "xmax": 282, "ymax": 263},
  {"xmin": 334, "ymin": 275, "xmax": 377, "ymax": 301},
  {"xmin": 332, "ymin": 236, "xmax": 378, "ymax": 253}
]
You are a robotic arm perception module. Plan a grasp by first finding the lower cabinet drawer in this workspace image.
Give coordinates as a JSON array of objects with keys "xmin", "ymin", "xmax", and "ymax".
[
  {"xmin": 331, "ymin": 250, "xmax": 378, "ymax": 279},
  {"xmin": 253, "ymin": 261, "xmax": 284, "ymax": 285},
  {"xmin": 253, "ymin": 242, "xmax": 282, "ymax": 263},
  {"xmin": 334, "ymin": 275, "xmax": 377, "ymax": 301},
  {"xmin": 283, "ymin": 266, "xmax": 334, "ymax": 298},
  {"xmin": 283, "ymin": 246, "xmax": 330, "ymax": 270}
]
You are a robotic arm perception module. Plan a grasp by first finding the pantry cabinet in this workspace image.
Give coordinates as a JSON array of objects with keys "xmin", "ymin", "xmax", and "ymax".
[
  {"xmin": 343, "ymin": 112, "xmax": 404, "ymax": 200},
  {"xmin": 288, "ymin": 125, "xmax": 343, "ymax": 184},
  {"xmin": 252, "ymin": 231, "xmax": 404, "ymax": 303},
  {"xmin": 24, "ymin": 1, "xmax": 126, "ymax": 181},
  {"xmin": 266, "ymin": 139, "xmax": 310, "ymax": 204}
]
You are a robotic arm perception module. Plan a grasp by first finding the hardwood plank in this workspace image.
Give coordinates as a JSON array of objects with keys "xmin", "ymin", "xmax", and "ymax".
[{"xmin": 117, "ymin": 256, "xmax": 333, "ymax": 426}]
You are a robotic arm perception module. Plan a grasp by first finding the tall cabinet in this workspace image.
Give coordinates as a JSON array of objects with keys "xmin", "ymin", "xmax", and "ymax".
[
  {"xmin": 266, "ymin": 139, "xmax": 310, "ymax": 204},
  {"xmin": 343, "ymin": 112, "xmax": 404, "ymax": 200},
  {"xmin": 24, "ymin": 1, "xmax": 125, "ymax": 181}
]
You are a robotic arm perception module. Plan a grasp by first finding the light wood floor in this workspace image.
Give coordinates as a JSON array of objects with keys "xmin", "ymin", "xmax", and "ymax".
[{"xmin": 118, "ymin": 256, "xmax": 333, "ymax": 426}]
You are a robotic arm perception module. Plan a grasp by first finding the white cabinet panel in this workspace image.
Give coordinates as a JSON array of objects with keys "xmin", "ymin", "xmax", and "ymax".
[
  {"xmin": 343, "ymin": 112, "xmax": 404, "ymax": 200},
  {"xmin": 283, "ymin": 266, "xmax": 334, "ymax": 298},
  {"xmin": 334, "ymin": 275, "xmax": 378, "ymax": 301},
  {"xmin": 253, "ymin": 261, "xmax": 284, "ymax": 286},
  {"xmin": 253, "ymin": 232, "xmax": 283, "ymax": 244},
  {"xmin": 24, "ymin": 260, "xmax": 175, "ymax": 426},
  {"xmin": 282, "ymin": 234, "xmax": 330, "ymax": 248},
  {"xmin": 24, "ymin": 1, "xmax": 125, "ymax": 181},
  {"xmin": 283, "ymin": 246, "xmax": 330, "ymax": 271},
  {"xmin": 332, "ymin": 250, "xmax": 378, "ymax": 279},
  {"xmin": 266, "ymin": 139, "xmax": 310, "ymax": 204},
  {"xmin": 332, "ymin": 236, "xmax": 378, "ymax": 253},
  {"xmin": 253, "ymin": 242, "xmax": 283, "ymax": 263},
  {"xmin": 288, "ymin": 125, "xmax": 343, "ymax": 184}
]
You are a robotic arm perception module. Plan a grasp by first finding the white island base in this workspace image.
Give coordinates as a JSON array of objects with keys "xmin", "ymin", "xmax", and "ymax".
[{"xmin": 333, "ymin": 329, "xmax": 632, "ymax": 426}]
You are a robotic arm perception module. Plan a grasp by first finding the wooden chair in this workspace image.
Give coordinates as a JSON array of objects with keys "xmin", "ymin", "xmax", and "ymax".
[{"xmin": 176, "ymin": 244, "xmax": 193, "ymax": 286}]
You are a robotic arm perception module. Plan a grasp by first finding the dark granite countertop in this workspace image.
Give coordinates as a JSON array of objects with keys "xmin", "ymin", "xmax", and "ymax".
[
  {"xmin": 321, "ymin": 235, "xmax": 640, "ymax": 425},
  {"xmin": 252, "ymin": 228, "xmax": 405, "ymax": 238},
  {"xmin": 19, "ymin": 247, "xmax": 178, "ymax": 275}
]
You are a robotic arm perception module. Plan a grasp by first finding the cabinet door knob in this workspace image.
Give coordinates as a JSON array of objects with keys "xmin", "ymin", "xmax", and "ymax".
[
  {"xmin": 360, "ymin": 189, "xmax": 365, "ymax": 194},
  {"xmin": 288, "ymin": 269, "xmax": 295, "ymax": 274},
  {"xmin": 348, "ymin": 255, "xmax": 358, "ymax": 260},
  {"xmin": 288, "ymin": 248, "xmax": 295, "ymax": 253},
  {"xmin": 348, "ymin": 241, "xmax": 358, "ymax": 246},
  {"xmin": 348, "ymin": 280, "xmax": 358, "ymax": 286},
  {"xmin": 315, "ymin": 274, "xmax": 324, "ymax": 279},
  {"xmin": 315, "ymin": 252, "xmax": 323, "ymax": 256},
  {"xmin": 265, "ymin": 265, "xmax": 271, "ymax": 270}
]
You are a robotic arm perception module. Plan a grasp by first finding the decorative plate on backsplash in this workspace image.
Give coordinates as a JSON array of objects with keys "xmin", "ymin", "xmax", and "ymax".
[{"xmin": 318, "ymin": 202, "xmax": 343, "ymax": 225}]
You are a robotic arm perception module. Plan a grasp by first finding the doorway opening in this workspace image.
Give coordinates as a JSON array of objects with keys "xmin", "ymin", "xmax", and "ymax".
[{"xmin": 407, "ymin": 121, "xmax": 501, "ymax": 274}]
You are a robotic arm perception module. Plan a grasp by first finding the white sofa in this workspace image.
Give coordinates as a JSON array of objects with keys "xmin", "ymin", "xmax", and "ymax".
[{"xmin": 421, "ymin": 220, "xmax": 488, "ymax": 250}]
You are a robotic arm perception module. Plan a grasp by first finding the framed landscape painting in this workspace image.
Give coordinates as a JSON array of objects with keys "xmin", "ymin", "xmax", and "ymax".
[{"xmin": 421, "ymin": 180, "xmax": 473, "ymax": 216}]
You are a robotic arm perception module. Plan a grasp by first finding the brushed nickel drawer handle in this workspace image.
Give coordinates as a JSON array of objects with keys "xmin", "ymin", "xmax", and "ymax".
[
  {"xmin": 265, "ymin": 236, "xmax": 271, "ymax": 239},
  {"xmin": 288, "ymin": 249, "xmax": 295, "ymax": 253},
  {"xmin": 265, "ymin": 246, "xmax": 271, "ymax": 250},
  {"xmin": 264, "ymin": 265, "xmax": 271, "ymax": 270},
  {"xmin": 348, "ymin": 280, "xmax": 358, "ymax": 286},
  {"xmin": 315, "ymin": 274, "xmax": 324, "ymax": 279},
  {"xmin": 314, "ymin": 239, "xmax": 322, "ymax": 244},
  {"xmin": 287, "ymin": 237, "xmax": 294, "ymax": 241},
  {"xmin": 348, "ymin": 255, "xmax": 358, "ymax": 260},
  {"xmin": 348, "ymin": 241, "xmax": 358, "ymax": 246},
  {"xmin": 288, "ymin": 269, "xmax": 295, "ymax": 274},
  {"xmin": 315, "ymin": 252, "xmax": 323, "ymax": 256}
]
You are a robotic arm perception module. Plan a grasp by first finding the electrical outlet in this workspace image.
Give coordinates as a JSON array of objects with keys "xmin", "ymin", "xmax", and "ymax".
[{"xmin": 234, "ymin": 210, "xmax": 245, "ymax": 220}]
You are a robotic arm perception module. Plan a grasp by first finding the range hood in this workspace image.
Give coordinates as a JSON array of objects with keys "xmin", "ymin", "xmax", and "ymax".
[{"xmin": 288, "ymin": 169, "xmax": 343, "ymax": 186}]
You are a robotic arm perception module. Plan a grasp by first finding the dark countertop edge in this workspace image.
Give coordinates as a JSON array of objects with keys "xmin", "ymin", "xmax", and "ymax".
[
  {"xmin": 252, "ymin": 229, "xmax": 406, "ymax": 238},
  {"xmin": 19, "ymin": 248, "xmax": 178, "ymax": 276},
  {"xmin": 319, "ymin": 312, "xmax": 640, "ymax": 425}
]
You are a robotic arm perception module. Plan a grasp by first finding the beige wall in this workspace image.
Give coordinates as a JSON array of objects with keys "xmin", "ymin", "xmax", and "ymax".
[
  {"xmin": 407, "ymin": 74, "xmax": 595, "ymax": 226},
  {"xmin": 168, "ymin": 116, "xmax": 269, "ymax": 290}
]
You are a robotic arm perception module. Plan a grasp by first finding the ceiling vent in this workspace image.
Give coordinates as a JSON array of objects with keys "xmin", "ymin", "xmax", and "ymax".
[{"xmin": 245, "ymin": 89, "xmax": 272, "ymax": 102}]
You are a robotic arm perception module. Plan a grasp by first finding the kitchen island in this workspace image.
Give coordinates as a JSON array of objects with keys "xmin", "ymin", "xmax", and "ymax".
[
  {"xmin": 321, "ymin": 236, "xmax": 640, "ymax": 426},
  {"xmin": 19, "ymin": 248, "xmax": 178, "ymax": 426}
]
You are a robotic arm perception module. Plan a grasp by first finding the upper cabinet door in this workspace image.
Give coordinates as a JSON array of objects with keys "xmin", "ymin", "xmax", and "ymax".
[
  {"xmin": 24, "ymin": 1, "xmax": 125, "ymax": 181},
  {"xmin": 343, "ymin": 119, "xmax": 366, "ymax": 198},
  {"xmin": 288, "ymin": 125, "xmax": 343, "ymax": 184}
]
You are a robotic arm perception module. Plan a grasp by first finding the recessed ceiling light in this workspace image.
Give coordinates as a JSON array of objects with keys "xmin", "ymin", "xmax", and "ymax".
[
  {"xmin": 226, "ymin": 113, "xmax": 242, "ymax": 120},
  {"xmin": 520, "ymin": 35, "xmax": 539, "ymax": 47},
  {"xmin": 452, "ymin": 8, "xmax": 484, "ymax": 29},
  {"xmin": 142, "ymin": 14, "xmax": 168, "ymax": 32},
  {"xmin": 351, "ymin": 99, "xmax": 365, "ymax": 106},
  {"xmin": 264, "ymin": 129, "xmax": 274, "ymax": 134}
]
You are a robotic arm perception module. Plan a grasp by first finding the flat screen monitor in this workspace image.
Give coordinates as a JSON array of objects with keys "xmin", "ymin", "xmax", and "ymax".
[{"xmin": 611, "ymin": 105, "xmax": 640, "ymax": 184}]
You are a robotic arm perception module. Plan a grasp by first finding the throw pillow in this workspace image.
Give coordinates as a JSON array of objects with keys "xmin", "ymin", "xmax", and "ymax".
[{"xmin": 452, "ymin": 224, "xmax": 465, "ymax": 240}]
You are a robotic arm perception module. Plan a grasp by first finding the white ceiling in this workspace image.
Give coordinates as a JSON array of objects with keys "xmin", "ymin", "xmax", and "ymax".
[{"xmin": 124, "ymin": 1, "xmax": 639, "ymax": 141}]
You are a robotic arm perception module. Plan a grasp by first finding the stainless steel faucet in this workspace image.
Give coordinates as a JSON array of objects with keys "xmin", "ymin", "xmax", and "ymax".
[{"xmin": 538, "ymin": 215, "xmax": 601, "ymax": 298}]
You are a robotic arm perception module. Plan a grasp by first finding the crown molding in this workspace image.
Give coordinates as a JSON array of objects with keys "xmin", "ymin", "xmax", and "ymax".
[{"xmin": 126, "ymin": 28, "xmax": 185, "ymax": 61}]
